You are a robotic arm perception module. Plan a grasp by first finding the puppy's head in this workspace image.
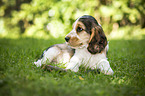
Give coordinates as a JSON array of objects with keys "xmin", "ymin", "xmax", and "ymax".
[{"xmin": 65, "ymin": 15, "xmax": 107, "ymax": 54}]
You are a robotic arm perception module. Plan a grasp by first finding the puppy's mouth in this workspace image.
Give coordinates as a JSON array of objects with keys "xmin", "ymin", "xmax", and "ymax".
[{"xmin": 66, "ymin": 42, "xmax": 83, "ymax": 49}]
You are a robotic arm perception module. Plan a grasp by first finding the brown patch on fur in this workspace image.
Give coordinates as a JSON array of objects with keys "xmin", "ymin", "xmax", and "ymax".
[
  {"xmin": 76, "ymin": 22, "xmax": 86, "ymax": 29},
  {"xmin": 68, "ymin": 36, "xmax": 82, "ymax": 47},
  {"xmin": 56, "ymin": 44, "xmax": 75, "ymax": 57},
  {"xmin": 75, "ymin": 22, "xmax": 86, "ymax": 35}
]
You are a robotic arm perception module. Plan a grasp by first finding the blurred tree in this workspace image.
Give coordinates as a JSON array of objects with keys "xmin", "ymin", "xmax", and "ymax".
[
  {"xmin": 133, "ymin": 0, "xmax": 145, "ymax": 28},
  {"xmin": 0, "ymin": 0, "xmax": 144, "ymax": 38},
  {"xmin": 1, "ymin": 0, "xmax": 32, "ymax": 17}
]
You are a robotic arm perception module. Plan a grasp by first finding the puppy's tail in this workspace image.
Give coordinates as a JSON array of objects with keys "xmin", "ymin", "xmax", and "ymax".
[
  {"xmin": 42, "ymin": 65, "xmax": 67, "ymax": 72},
  {"xmin": 105, "ymin": 41, "xmax": 109, "ymax": 56}
]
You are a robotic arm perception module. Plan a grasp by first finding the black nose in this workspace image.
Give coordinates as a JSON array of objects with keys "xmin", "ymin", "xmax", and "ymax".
[{"xmin": 65, "ymin": 37, "xmax": 70, "ymax": 42}]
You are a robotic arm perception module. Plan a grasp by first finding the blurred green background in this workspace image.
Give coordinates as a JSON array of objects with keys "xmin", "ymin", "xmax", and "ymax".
[{"xmin": 0, "ymin": 0, "xmax": 144, "ymax": 39}]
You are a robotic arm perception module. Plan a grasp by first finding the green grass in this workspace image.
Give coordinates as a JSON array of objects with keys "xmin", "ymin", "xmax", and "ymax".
[{"xmin": 0, "ymin": 37, "xmax": 145, "ymax": 96}]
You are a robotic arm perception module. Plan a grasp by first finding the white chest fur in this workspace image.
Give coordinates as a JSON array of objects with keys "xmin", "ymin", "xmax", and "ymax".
[
  {"xmin": 65, "ymin": 47, "xmax": 108, "ymax": 71},
  {"xmin": 75, "ymin": 48, "xmax": 107, "ymax": 67}
]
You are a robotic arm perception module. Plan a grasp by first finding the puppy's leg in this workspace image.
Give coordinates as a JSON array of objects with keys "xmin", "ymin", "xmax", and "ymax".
[
  {"xmin": 65, "ymin": 56, "xmax": 81, "ymax": 72},
  {"xmin": 34, "ymin": 59, "xmax": 42, "ymax": 67},
  {"xmin": 97, "ymin": 59, "xmax": 114, "ymax": 75},
  {"xmin": 34, "ymin": 47, "xmax": 61, "ymax": 67}
]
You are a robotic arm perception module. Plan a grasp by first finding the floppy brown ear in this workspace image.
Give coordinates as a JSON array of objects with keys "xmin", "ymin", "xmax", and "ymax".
[{"xmin": 87, "ymin": 25, "xmax": 107, "ymax": 54}]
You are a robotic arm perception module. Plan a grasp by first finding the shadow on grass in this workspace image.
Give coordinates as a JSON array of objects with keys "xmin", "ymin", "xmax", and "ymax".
[{"xmin": 0, "ymin": 37, "xmax": 145, "ymax": 96}]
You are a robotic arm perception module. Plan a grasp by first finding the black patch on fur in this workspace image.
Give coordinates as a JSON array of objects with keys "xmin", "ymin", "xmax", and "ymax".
[
  {"xmin": 40, "ymin": 45, "xmax": 54, "ymax": 59},
  {"xmin": 78, "ymin": 15, "xmax": 99, "ymax": 34}
]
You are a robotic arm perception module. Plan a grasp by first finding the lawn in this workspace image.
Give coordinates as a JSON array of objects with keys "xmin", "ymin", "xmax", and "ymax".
[{"xmin": 0, "ymin": 36, "xmax": 145, "ymax": 96}]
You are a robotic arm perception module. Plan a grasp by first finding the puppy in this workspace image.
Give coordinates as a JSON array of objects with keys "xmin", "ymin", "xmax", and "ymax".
[{"xmin": 34, "ymin": 15, "xmax": 114, "ymax": 75}]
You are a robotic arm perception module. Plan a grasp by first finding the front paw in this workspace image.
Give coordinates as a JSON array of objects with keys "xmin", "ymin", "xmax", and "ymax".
[
  {"xmin": 105, "ymin": 68, "xmax": 114, "ymax": 75},
  {"xmin": 34, "ymin": 60, "xmax": 42, "ymax": 67},
  {"xmin": 65, "ymin": 63, "xmax": 79, "ymax": 72}
]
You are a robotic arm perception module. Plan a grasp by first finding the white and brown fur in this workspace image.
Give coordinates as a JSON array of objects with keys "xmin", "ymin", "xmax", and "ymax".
[{"xmin": 34, "ymin": 15, "xmax": 114, "ymax": 75}]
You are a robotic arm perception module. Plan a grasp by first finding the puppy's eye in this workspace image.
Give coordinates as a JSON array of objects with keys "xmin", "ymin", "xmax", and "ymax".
[{"xmin": 77, "ymin": 27, "xmax": 83, "ymax": 32}]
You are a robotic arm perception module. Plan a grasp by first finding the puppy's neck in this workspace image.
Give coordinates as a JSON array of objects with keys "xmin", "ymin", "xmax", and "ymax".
[
  {"xmin": 77, "ymin": 44, "xmax": 88, "ymax": 49},
  {"xmin": 75, "ymin": 46, "xmax": 91, "ymax": 55}
]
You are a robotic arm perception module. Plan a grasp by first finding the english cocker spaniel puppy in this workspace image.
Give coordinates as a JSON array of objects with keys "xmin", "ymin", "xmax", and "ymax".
[{"xmin": 34, "ymin": 15, "xmax": 114, "ymax": 75}]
